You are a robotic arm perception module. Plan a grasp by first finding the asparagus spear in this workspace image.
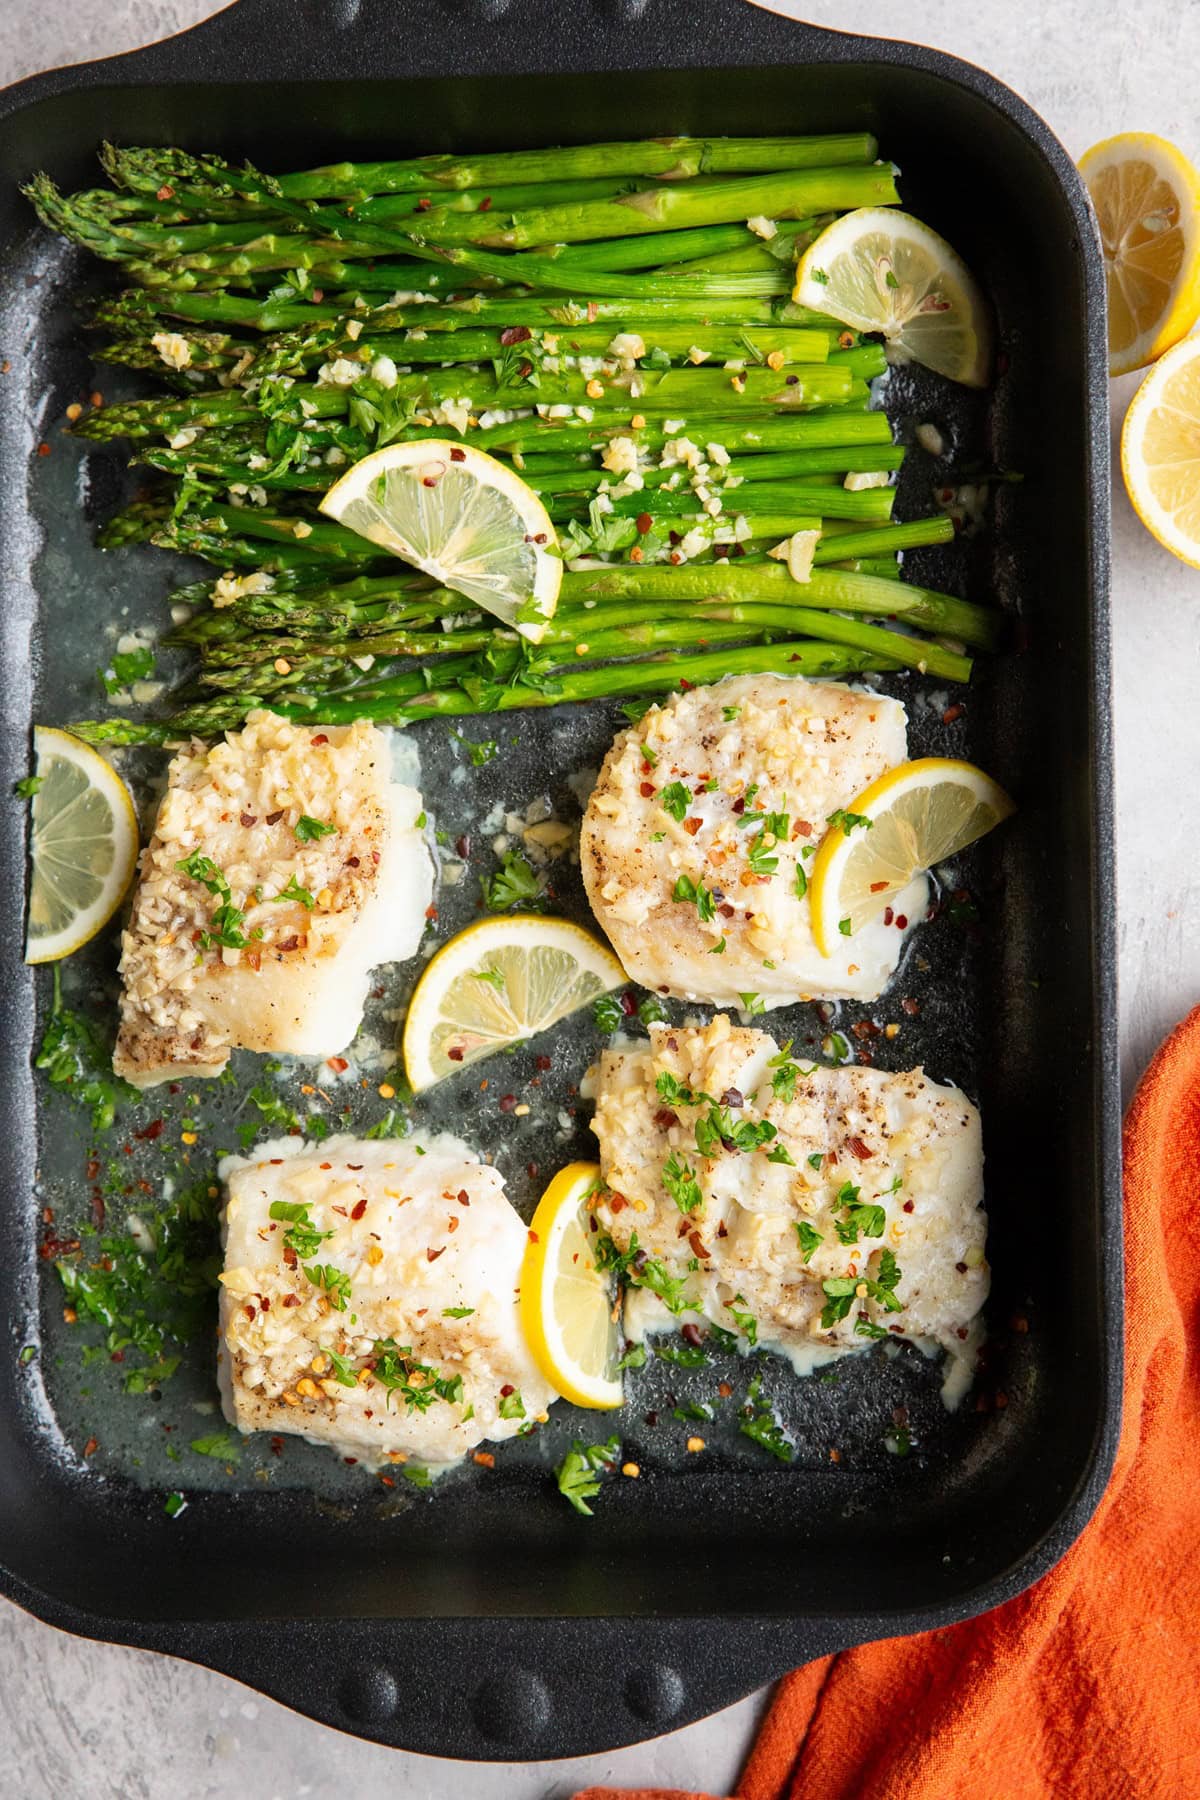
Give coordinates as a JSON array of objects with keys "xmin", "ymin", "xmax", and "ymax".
[{"xmin": 103, "ymin": 137, "xmax": 880, "ymax": 201}]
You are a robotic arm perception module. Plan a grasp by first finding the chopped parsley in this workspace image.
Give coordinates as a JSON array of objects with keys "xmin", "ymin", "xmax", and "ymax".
[
  {"xmin": 795, "ymin": 1220, "xmax": 823, "ymax": 1262},
  {"xmin": 768, "ymin": 1041, "xmax": 816, "ymax": 1104},
  {"xmin": 164, "ymin": 1491, "xmax": 187, "ymax": 1518},
  {"xmin": 659, "ymin": 781, "xmax": 692, "ymax": 822},
  {"xmin": 454, "ymin": 734, "xmax": 498, "ymax": 766},
  {"xmin": 766, "ymin": 1142, "xmax": 795, "ymax": 1166},
  {"xmin": 239, "ymin": 1084, "xmax": 303, "ymax": 1148},
  {"xmin": 820, "ymin": 1248, "xmax": 904, "ymax": 1330},
  {"xmin": 838, "ymin": 918, "xmax": 853, "ymax": 937},
  {"xmin": 403, "ymin": 1462, "xmax": 434, "ymax": 1488},
  {"xmin": 722, "ymin": 705, "xmax": 741, "ymax": 721},
  {"xmin": 655, "ymin": 1070, "xmax": 713, "ymax": 1108},
  {"xmin": 833, "ymin": 1179, "xmax": 886, "ymax": 1245},
  {"xmin": 294, "ymin": 814, "xmax": 336, "ymax": 842},
  {"xmin": 594, "ymin": 991, "xmax": 625, "ymax": 1032},
  {"xmin": 695, "ymin": 1105, "xmax": 777, "ymax": 1157},
  {"xmin": 793, "ymin": 864, "xmax": 808, "ymax": 900},
  {"xmin": 190, "ymin": 1431, "xmax": 240, "ymax": 1462},
  {"xmin": 616, "ymin": 1342, "xmax": 647, "ymax": 1371},
  {"xmin": 708, "ymin": 937, "xmax": 726, "ymax": 955},
  {"xmin": 807, "ymin": 1152, "xmax": 825, "ymax": 1170},
  {"xmin": 268, "ymin": 1200, "xmax": 332, "ymax": 1259},
  {"xmin": 370, "ymin": 1339, "xmax": 465, "ymax": 1411},
  {"xmin": 826, "ymin": 808, "xmax": 873, "ymax": 837},
  {"xmin": 745, "ymin": 831, "xmax": 779, "ymax": 877},
  {"xmin": 638, "ymin": 993, "xmax": 668, "ymax": 1026},
  {"xmin": 498, "ymin": 1389, "xmax": 526, "ymax": 1420},
  {"xmin": 36, "ymin": 966, "xmax": 138, "ymax": 1134},
  {"xmin": 594, "ymin": 1230, "xmax": 694, "ymax": 1314},
  {"xmin": 364, "ymin": 1106, "xmax": 409, "ymax": 1140},
  {"xmin": 662, "ymin": 1150, "xmax": 703, "ymax": 1213},
  {"xmin": 442, "ymin": 1306, "xmax": 475, "ymax": 1319},
  {"xmin": 175, "ymin": 851, "xmax": 252, "ymax": 949},
  {"xmin": 304, "ymin": 1262, "xmax": 351, "ymax": 1310},
  {"xmin": 653, "ymin": 1337, "xmax": 708, "ymax": 1367},
  {"xmin": 555, "ymin": 1435, "xmax": 620, "ymax": 1516},
  {"xmin": 274, "ymin": 873, "xmax": 315, "ymax": 910},
  {"xmin": 726, "ymin": 1295, "xmax": 758, "ymax": 1344},
  {"xmin": 639, "ymin": 741, "xmax": 658, "ymax": 768},
  {"xmin": 480, "ymin": 849, "xmax": 548, "ymax": 912},
  {"xmin": 739, "ymin": 1393, "xmax": 794, "ymax": 1463},
  {"xmin": 672, "ymin": 874, "xmax": 716, "ymax": 921},
  {"xmin": 14, "ymin": 775, "xmax": 42, "ymax": 797},
  {"xmin": 738, "ymin": 991, "xmax": 765, "ymax": 1016},
  {"xmin": 823, "ymin": 1031, "xmax": 852, "ymax": 1064},
  {"xmin": 98, "ymin": 644, "xmax": 155, "ymax": 695},
  {"xmin": 472, "ymin": 968, "xmax": 506, "ymax": 989},
  {"xmin": 324, "ymin": 1345, "xmax": 359, "ymax": 1387}
]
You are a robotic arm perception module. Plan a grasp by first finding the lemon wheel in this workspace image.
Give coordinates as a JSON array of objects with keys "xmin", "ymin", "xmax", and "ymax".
[
  {"xmin": 1121, "ymin": 334, "xmax": 1200, "ymax": 568},
  {"xmin": 520, "ymin": 1162, "xmax": 624, "ymax": 1409},
  {"xmin": 319, "ymin": 438, "xmax": 561, "ymax": 641},
  {"xmin": 793, "ymin": 207, "xmax": 991, "ymax": 388},
  {"xmin": 1079, "ymin": 133, "xmax": 1200, "ymax": 377},
  {"xmin": 24, "ymin": 727, "xmax": 139, "ymax": 964},
  {"xmin": 402, "ymin": 913, "xmax": 625, "ymax": 1091},
  {"xmin": 808, "ymin": 758, "xmax": 1014, "ymax": 956}
]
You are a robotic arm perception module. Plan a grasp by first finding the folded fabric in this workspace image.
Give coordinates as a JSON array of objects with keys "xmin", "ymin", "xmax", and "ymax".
[{"xmin": 577, "ymin": 1003, "xmax": 1200, "ymax": 1800}]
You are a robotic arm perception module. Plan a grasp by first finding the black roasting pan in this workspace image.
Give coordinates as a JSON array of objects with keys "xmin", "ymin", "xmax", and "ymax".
[{"xmin": 0, "ymin": 0, "xmax": 1120, "ymax": 1760}]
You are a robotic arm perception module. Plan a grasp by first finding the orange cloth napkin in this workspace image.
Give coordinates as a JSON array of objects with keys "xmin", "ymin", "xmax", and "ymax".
[{"xmin": 576, "ymin": 1004, "xmax": 1200, "ymax": 1800}]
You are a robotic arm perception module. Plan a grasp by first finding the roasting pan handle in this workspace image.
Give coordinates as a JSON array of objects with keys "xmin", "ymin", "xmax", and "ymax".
[
  {"xmin": 0, "ymin": 0, "xmax": 845, "ymax": 96},
  {"xmin": 199, "ymin": 1612, "xmax": 850, "ymax": 1757}
]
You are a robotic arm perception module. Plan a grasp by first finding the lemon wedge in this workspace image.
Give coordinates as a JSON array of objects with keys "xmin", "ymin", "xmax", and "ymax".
[
  {"xmin": 402, "ymin": 913, "xmax": 625, "ymax": 1091},
  {"xmin": 1079, "ymin": 132, "xmax": 1200, "ymax": 376},
  {"xmin": 318, "ymin": 438, "xmax": 560, "ymax": 642},
  {"xmin": 808, "ymin": 758, "xmax": 1014, "ymax": 957},
  {"xmin": 793, "ymin": 207, "xmax": 991, "ymax": 387},
  {"xmin": 520, "ymin": 1161, "xmax": 624, "ymax": 1410},
  {"xmin": 24, "ymin": 727, "xmax": 139, "ymax": 964},
  {"xmin": 1122, "ymin": 330, "xmax": 1200, "ymax": 567}
]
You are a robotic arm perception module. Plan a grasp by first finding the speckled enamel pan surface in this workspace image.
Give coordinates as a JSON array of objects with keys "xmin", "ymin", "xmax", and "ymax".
[{"xmin": 0, "ymin": 0, "xmax": 1118, "ymax": 1759}]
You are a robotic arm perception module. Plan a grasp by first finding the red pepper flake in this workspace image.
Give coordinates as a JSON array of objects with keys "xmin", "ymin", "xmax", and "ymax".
[
  {"xmin": 681, "ymin": 1322, "xmax": 703, "ymax": 1347},
  {"xmin": 327, "ymin": 1056, "xmax": 349, "ymax": 1073},
  {"xmin": 635, "ymin": 511, "xmax": 653, "ymax": 534},
  {"xmin": 425, "ymin": 904, "xmax": 438, "ymax": 921},
  {"xmin": 829, "ymin": 1447, "xmax": 841, "ymax": 1463},
  {"xmin": 310, "ymin": 733, "xmax": 329, "ymax": 746},
  {"xmin": 270, "ymin": 1436, "xmax": 284, "ymax": 1456},
  {"xmin": 942, "ymin": 704, "xmax": 965, "ymax": 725},
  {"xmin": 265, "ymin": 809, "xmax": 283, "ymax": 825},
  {"xmin": 586, "ymin": 300, "xmax": 598, "ymax": 322},
  {"xmin": 883, "ymin": 907, "xmax": 894, "ymax": 926},
  {"xmin": 527, "ymin": 1229, "xmax": 539, "ymax": 1244},
  {"xmin": 379, "ymin": 1475, "xmax": 395, "ymax": 1488},
  {"xmin": 110, "ymin": 1351, "xmax": 124, "ymax": 1364},
  {"xmin": 688, "ymin": 1229, "xmax": 711, "ymax": 1260},
  {"xmin": 457, "ymin": 1189, "xmax": 470, "ymax": 1206},
  {"xmin": 683, "ymin": 817, "xmax": 702, "ymax": 836},
  {"xmin": 535, "ymin": 1054, "xmax": 552, "ymax": 1072},
  {"xmin": 903, "ymin": 1199, "xmax": 915, "ymax": 1214},
  {"xmin": 282, "ymin": 1293, "xmax": 300, "ymax": 1307},
  {"xmin": 869, "ymin": 880, "xmax": 888, "ymax": 893},
  {"xmin": 427, "ymin": 1246, "xmax": 446, "ymax": 1263},
  {"xmin": 415, "ymin": 197, "xmax": 432, "ymax": 211},
  {"xmin": 448, "ymin": 1045, "xmax": 464, "ymax": 1062},
  {"xmin": 311, "ymin": 289, "xmax": 323, "ymax": 303},
  {"xmin": 499, "ymin": 1094, "xmax": 517, "ymax": 1113},
  {"xmin": 850, "ymin": 1020, "xmax": 880, "ymax": 1040},
  {"xmin": 473, "ymin": 1450, "xmax": 495, "ymax": 1467},
  {"xmin": 619, "ymin": 991, "xmax": 637, "ymax": 1016},
  {"xmin": 639, "ymin": 781, "xmax": 655, "ymax": 798},
  {"xmin": 83, "ymin": 1437, "xmax": 98, "ymax": 1458},
  {"xmin": 499, "ymin": 1384, "xmax": 514, "ymax": 1397},
  {"xmin": 350, "ymin": 1197, "xmax": 368, "ymax": 1222},
  {"xmin": 91, "ymin": 1192, "xmax": 106, "ymax": 1229},
  {"xmin": 240, "ymin": 812, "xmax": 258, "ymax": 828},
  {"xmin": 37, "ymin": 441, "xmax": 50, "ymax": 456},
  {"xmin": 717, "ymin": 1220, "xmax": 728, "ymax": 1238},
  {"xmin": 499, "ymin": 325, "xmax": 532, "ymax": 346},
  {"xmin": 38, "ymin": 1233, "xmax": 81, "ymax": 1261},
  {"xmin": 895, "ymin": 914, "xmax": 908, "ymax": 930},
  {"xmin": 447, "ymin": 1216, "xmax": 459, "ymax": 1233},
  {"xmin": 846, "ymin": 1135, "xmax": 873, "ymax": 1160},
  {"xmin": 85, "ymin": 1160, "xmax": 100, "ymax": 1182},
  {"xmin": 155, "ymin": 183, "xmax": 174, "ymax": 201},
  {"xmin": 479, "ymin": 196, "xmax": 493, "ymax": 212},
  {"xmin": 135, "ymin": 1118, "xmax": 164, "ymax": 1141}
]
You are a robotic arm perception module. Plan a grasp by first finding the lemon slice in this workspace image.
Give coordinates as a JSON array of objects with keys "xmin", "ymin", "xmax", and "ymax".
[
  {"xmin": 1122, "ymin": 333, "xmax": 1200, "ymax": 566},
  {"xmin": 808, "ymin": 758, "xmax": 1014, "ymax": 957},
  {"xmin": 318, "ymin": 439, "xmax": 560, "ymax": 642},
  {"xmin": 1079, "ymin": 133, "xmax": 1200, "ymax": 376},
  {"xmin": 24, "ymin": 727, "xmax": 139, "ymax": 964},
  {"xmin": 402, "ymin": 913, "xmax": 625, "ymax": 1091},
  {"xmin": 520, "ymin": 1161, "xmax": 623, "ymax": 1410},
  {"xmin": 793, "ymin": 208, "xmax": 991, "ymax": 387}
]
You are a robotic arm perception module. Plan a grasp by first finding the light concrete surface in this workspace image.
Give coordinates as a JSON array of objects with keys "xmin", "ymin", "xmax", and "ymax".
[{"xmin": 2, "ymin": 0, "xmax": 1197, "ymax": 1793}]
